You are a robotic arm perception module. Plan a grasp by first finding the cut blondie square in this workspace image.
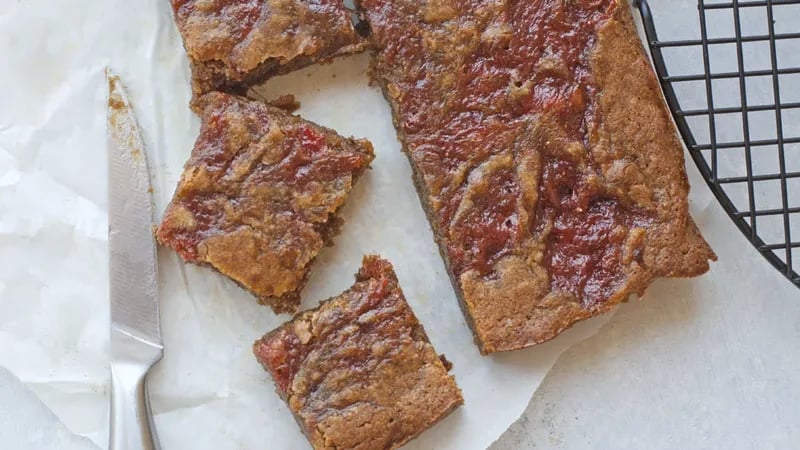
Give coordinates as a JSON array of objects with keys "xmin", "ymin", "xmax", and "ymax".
[
  {"xmin": 254, "ymin": 256, "xmax": 463, "ymax": 450},
  {"xmin": 157, "ymin": 92, "xmax": 374, "ymax": 313}
]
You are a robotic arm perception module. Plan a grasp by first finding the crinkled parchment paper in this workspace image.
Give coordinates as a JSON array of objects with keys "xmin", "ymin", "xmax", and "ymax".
[{"xmin": 0, "ymin": 1, "xmax": 630, "ymax": 448}]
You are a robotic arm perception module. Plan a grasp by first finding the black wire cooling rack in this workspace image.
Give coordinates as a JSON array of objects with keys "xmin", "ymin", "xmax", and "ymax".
[{"xmin": 635, "ymin": 0, "xmax": 800, "ymax": 288}]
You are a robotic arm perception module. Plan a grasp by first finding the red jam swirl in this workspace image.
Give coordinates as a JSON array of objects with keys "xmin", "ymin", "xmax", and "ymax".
[{"xmin": 363, "ymin": 0, "xmax": 651, "ymax": 304}]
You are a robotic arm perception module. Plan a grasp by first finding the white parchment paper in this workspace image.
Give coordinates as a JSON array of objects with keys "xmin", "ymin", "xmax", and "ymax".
[
  {"xmin": 0, "ymin": 368, "xmax": 96, "ymax": 450},
  {"xmin": 0, "ymin": 1, "xmax": 615, "ymax": 449}
]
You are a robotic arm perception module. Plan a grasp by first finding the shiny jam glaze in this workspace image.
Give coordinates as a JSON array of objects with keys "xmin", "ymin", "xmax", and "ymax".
[
  {"xmin": 264, "ymin": 128, "xmax": 368, "ymax": 185},
  {"xmin": 547, "ymin": 200, "xmax": 646, "ymax": 308},
  {"xmin": 256, "ymin": 327, "xmax": 311, "ymax": 393},
  {"xmin": 537, "ymin": 153, "xmax": 651, "ymax": 307},
  {"xmin": 363, "ymin": 0, "xmax": 650, "ymax": 305},
  {"xmin": 449, "ymin": 165, "xmax": 519, "ymax": 276},
  {"xmin": 160, "ymin": 194, "xmax": 226, "ymax": 261}
]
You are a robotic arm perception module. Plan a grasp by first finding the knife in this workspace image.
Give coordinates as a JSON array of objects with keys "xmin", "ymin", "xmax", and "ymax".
[{"xmin": 107, "ymin": 69, "xmax": 163, "ymax": 450}]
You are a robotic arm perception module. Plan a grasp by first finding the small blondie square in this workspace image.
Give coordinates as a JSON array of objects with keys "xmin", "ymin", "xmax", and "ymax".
[
  {"xmin": 254, "ymin": 256, "xmax": 463, "ymax": 450},
  {"xmin": 170, "ymin": 0, "xmax": 366, "ymax": 98},
  {"xmin": 157, "ymin": 92, "xmax": 374, "ymax": 313}
]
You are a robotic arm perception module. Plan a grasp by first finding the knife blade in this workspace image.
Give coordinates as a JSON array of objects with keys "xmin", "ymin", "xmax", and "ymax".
[
  {"xmin": 107, "ymin": 69, "xmax": 162, "ymax": 450},
  {"xmin": 107, "ymin": 72, "xmax": 161, "ymax": 348}
]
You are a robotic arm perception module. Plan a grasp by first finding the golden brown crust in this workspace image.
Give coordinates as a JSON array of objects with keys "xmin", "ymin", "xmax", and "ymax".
[
  {"xmin": 170, "ymin": 0, "xmax": 366, "ymax": 98},
  {"xmin": 359, "ymin": 0, "xmax": 715, "ymax": 353},
  {"xmin": 592, "ymin": 5, "xmax": 716, "ymax": 278},
  {"xmin": 254, "ymin": 256, "xmax": 463, "ymax": 450},
  {"xmin": 156, "ymin": 92, "xmax": 374, "ymax": 313}
]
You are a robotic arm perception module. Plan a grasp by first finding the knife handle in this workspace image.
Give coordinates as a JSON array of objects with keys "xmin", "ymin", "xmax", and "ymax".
[{"xmin": 110, "ymin": 335, "xmax": 162, "ymax": 450}]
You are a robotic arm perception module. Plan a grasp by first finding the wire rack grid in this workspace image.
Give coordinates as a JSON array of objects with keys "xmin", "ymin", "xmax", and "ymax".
[{"xmin": 636, "ymin": 0, "xmax": 800, "ymax": 288}]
